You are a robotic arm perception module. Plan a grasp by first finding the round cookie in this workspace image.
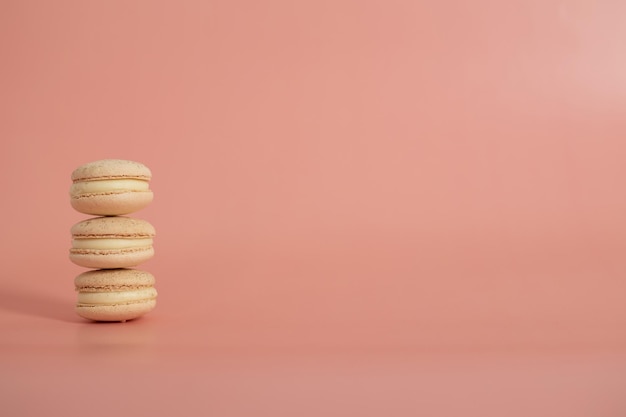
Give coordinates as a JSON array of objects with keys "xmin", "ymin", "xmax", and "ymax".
[
  {"xmin": 70, "ymin": 159, "xmax": 153, "ymax": 216},
  {"xmin": 70, "ymin": 216, "xmax": 155, "ymax": 269},
  {"xmin": 75, "ymin": 269, "xmax": 157, "ymax": 322}
]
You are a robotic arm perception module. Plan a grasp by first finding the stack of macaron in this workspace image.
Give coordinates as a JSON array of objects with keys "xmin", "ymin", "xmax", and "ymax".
[{"xmin": 69, "ymin": 159, "xmax": 157, "ymax": 322}]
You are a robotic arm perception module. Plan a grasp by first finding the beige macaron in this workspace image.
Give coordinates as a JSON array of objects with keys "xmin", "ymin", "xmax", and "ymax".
[
  {"xmin": 70, "ymin": 159, "xmax": 153, "ymax": 216},
  {"xmin": 75, "ymin": 269, "xmax": 157, "ymax": 322},
  {"xmin": 70, "ymin": 216, "xmax": 155, "ymax": 269}
]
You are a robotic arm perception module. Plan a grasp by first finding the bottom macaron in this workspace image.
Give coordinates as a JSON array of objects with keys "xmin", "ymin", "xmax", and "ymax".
[{"xmin": 75, "ymin": 268, "xmax": 157, "ymax": 322}]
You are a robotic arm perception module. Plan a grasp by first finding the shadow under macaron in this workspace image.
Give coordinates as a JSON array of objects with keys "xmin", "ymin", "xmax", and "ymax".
[{"xmin": 0, "ymin": 286, "xmax": 82, "ymax": 323}]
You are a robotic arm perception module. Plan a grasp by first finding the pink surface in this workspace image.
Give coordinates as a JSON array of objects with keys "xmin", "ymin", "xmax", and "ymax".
[{"xmin": 1, "ymin": 0, "xmax": 626, "ymax": 415}]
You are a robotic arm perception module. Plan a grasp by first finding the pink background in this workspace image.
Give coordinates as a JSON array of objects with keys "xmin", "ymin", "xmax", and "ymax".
[{"xmin": 2, "ymin": 0, "xmax": 626, "ymax": 415}]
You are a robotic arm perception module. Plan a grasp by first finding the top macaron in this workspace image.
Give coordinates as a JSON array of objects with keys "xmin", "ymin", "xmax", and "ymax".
[{"xmin": 70, "ymin": 159, "xmax": 153, "ymax": 216}]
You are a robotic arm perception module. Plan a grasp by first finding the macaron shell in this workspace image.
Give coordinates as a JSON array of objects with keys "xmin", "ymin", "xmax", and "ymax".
[
  {"xmin": 69, "ymin": 247, "xmax": 154, "ymax": 269},
  {"xmin": 75, "ymin": 268, "xmax": 155, "ymax": 288},
  {"xmin": 71, "ymin": 216, "xmax": 156, "ymax": 238},
  {"xmin": 70, "ymin": 190, "xmax": 153, "ymax": 216},
  {"xmin": 76, "ymin": 299, "xmax": 156, "ymax": 322},
  {"xmin": 71, "ymin": 159, "xmax": 152, "ymax": 182}
]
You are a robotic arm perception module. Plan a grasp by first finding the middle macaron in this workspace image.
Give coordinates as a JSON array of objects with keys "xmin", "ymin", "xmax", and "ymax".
[{"xmin": 70, "ymin": 216, "xmax": 155, "ymax": 269}]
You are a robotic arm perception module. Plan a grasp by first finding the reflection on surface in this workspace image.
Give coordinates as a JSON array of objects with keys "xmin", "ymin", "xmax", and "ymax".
[{"xmin": 74, "ymin": 318, "xmax": 158, "ymax": 360}]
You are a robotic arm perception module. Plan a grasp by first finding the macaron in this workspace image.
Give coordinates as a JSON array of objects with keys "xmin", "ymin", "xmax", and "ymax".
[
  {"xmin": 70, "ymin": 159, "xmax": 153, "ymax": 216},
  {"xmin": 75, "ymin": 269, "xmax": 157, "ymax": 322},
  {"xmin": 70, "ymin": 216, "xmax": 155, "ymax": 269}
]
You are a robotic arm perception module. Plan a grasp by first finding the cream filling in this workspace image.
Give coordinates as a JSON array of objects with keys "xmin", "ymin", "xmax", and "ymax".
[
  {"xmin": 77, "ymin": 288, "xmax": 157, "ymax": 305},
  {"xmin": 71, "ymin": 179, "xmax": 150, "ymax": 195},
  {"xmin": 72, "ymin": 238, "xmax": 153, "ymax": 250}
]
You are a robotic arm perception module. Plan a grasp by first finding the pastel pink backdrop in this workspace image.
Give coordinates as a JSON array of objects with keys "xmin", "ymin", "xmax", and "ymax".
[{"xmin": 1, "ymin": 1, "xmax": 626, "ymax": 416}]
